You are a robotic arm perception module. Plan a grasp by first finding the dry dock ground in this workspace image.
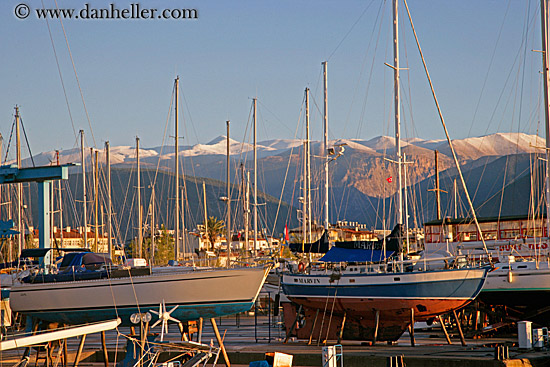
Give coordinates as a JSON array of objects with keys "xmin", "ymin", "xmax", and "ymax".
[{"xmin": 1, "ymin": 314, "xmax": 549, "ymax": 367}]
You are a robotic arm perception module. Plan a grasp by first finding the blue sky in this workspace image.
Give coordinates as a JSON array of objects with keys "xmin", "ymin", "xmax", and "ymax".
[{"xmin": 0, "ymin": 0, "xmax": 544, "ymax": 159}]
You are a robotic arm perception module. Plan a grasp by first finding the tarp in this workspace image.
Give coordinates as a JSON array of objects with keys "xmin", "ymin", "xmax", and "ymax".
[
  {"xmin": 319, "ymin": 247, "xmax": 394, "ymax": 263},
  {"xmin": 0, "ymin": 220, "xmax": 18, "ymax": 239}
]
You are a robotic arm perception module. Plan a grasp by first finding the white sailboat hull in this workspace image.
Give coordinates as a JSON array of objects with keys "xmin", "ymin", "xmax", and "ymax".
[{"xmin": 10, "ymin": 266, "xmax": 270, "ymax": 325}]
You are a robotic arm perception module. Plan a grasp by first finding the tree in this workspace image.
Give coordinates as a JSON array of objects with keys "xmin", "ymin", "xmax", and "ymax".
[{"xmin": 205, "ymin": 216, "xmax": 225, "ymax": 251}]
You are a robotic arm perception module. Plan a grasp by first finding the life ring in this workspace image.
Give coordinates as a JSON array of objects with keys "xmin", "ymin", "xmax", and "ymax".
[{"xmin": 298, "ymin": 262, "xmax": 305, "ymax": 272}]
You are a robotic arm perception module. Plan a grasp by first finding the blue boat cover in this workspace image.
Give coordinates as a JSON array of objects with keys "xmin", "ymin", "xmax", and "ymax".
[{"xmin": 319, "ymin": 247, "xmax": 394, "ymax": 263}]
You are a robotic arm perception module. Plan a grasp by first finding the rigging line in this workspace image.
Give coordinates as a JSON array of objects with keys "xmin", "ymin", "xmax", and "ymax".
[
  {"xmin": 497, "ymin": 156, "xmax": 510, "ymax": 222},
  {"xmin": 41, "ymin": 0, "xmax": 77, "ymax": 140},
  {"xmin": 18, "ymin": 117, "xmax": 35, "ymax": 168},
  {"xmin": 467, "ymin": 0, "xmax": 513, "ymax": 136},
  {"xmin": 53, "ymin": 0, "xmax": 96, "ymax": 148},
  {"xmin": 257, "ymin": 99, "xmax": 294, "ymax": 135},
  {"xmin": 514, "ymin": 0, "xmax": 533, "ymax": 143},
  {"xmin": 148, "ymin": 84, "xmax": 174, "ymax": 210},
  {"xmin": 271, "ymin": 94, "xmax": 307, "ymax": 236},
  {"xmin": 269, "ymin": 111, "xmax": 303, "ymax": 238},
  {"xmin": 351, "ymin": 0, "xmax": 386, "ymax": 139},
  {"xmin": 327, "ymin": 0, "xmax": 378, "ymax": 61},
  {"xmin": 478, "ymin": 13, "xmax": 538, "ymax": 139},
  {"xmin": 403, "ymin": 0, "xmax": 490, "ymax": 256},
  {"xmin": 3, "ymin": 118, "xmax": 15, "ymax": 164}
]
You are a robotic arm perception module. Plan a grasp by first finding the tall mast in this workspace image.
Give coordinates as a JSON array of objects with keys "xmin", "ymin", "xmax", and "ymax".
[
  {"xmin": 226, "ymin": 120, "xmax": 231, "ymax": 268},
  {"xmin": 305, "ymin": 88, "xmax": 312, "ymax": 243},
  {"xmin": 253, "ymin": 98, "xmax": 258, "ymax": 254},
  {"xmin": 541, "ymin": 0, "xmax": 550, "ymax": 237},
  {"xmin": 203, "ymin": 181, "xmax": 208, "ymax": 249},
  {"xmin": 174, "ymin": 77, "xmax": 180, "ymax": 260},
  {"xmin": 56, "ymin": 151, "xmax": 63, "ymax": 248},
  {"xmin": 15, "ymin": 107, "xmax": 23, "ymax": 256},
  {"xmin": 392, "ymin": 0, "xmax": 403, "ymax": 227},
  {"xmin": 94, "ymin": 149, "xmax": 99, "ymax": 249},
  {"xmin": 323, "ymin": 61, "xmax": 329, "ymax": 232},
  {"xmin": 435, "ymin": 150, "xmax": 441, "ymax": 220},
  {"xmin": 245, "ymin": 170, "xmax": 250, "ymax": 255},
  {"xmin": 80, "ymin": 130, "xmax": 88, "ymax": 248},
  {"xmin": 105, "ymin": 141, "xmax": 112, "ymax": 258},
  {"xmin": 136, "ymin": 137, "xmax": 142, "ymax": 258},
  {"xmin": 302, "ymin": 141, "xmax": 307, "ymax": 247},
  {"xmin": 150, "ymin": 185, "xmax": 155, "ymax": 263}
]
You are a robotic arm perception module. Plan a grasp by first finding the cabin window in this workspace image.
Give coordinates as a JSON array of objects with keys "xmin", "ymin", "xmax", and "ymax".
[{"xmin": 394, "ymin": 277, "xmax": 401, "ymax": 281}]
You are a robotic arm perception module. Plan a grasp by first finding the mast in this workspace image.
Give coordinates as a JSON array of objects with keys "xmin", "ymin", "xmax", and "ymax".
[
  {"xmin": 245, "ymin": 171, "xmax": 250, "ymax": 255},
  {"xmin": 203, "ymin": 181, "xmax": 208, "ymax": 249},
  {"xmin": 541, "ymin": 0, "xmax": 550, "ymax": 238},
  {"xmin": 392, "ymin": 0, "xmax": 403, "ymax": 227},
  {"xmin": 453, "ymin": 179, "xmax": 458, "ymax": 219},
  {"xmin": 15, "ymin": 107, "xmax": 23, "ymax": 256},
  {"xmin": 105, "ymin": 141, "xmax": 112, "ymax": 258},
  {"xmin": 302, "ymin": 141, "xmax": 307, "ymax": 248},
  {"xmin": 435, "ymin": 150, "xmax": 441, "ymax": 220},
  {"xmin": 94, "ymin": 149, "xmax": 99, "ymax": 249},
  {"xmin": 323, "ymin": 61, "xmax": 329, "ymax": 232},
  {"xmin": 136, "ymin": 137, "xmax": 142, "ymax": 258},
  {"xmin": 253, "ymin": 98, "xmax": 258, "ymax": 254},
  {"xmin": 80, "ymin": 130, "xmax": 88, "ymax": 248},
  {"xmin": 305, "ymin": 88, "xmax": 312, "ymax": 243},
  {"xmin": 150, "ymin": 185, "xmax": 155, "ymax": 264},
  {"xmin": 226, "ymin": 121, "xmax": 231, "ymax": 268},
  {"xmin": 56, "ymin": 151, "xmax": 63, "ymax": 248},
  {"xmin": 174, "ymin": 77, "xmax": 180, "ymax": 260}
]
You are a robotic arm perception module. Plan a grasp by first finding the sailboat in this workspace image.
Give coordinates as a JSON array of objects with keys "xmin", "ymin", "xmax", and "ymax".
[
  {"xmin": 473, "ymin": 0, "xmax": 550, "ymax": 322},
  {"xmin": 281, "ymin": 0, "xmax": 489, "ymax": 342},
  {"xmin": 9, "ymin": 78, "xmax": 271, "ymax": 326}
]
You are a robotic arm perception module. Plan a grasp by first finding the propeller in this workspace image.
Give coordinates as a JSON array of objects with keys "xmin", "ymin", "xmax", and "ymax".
[{"xmin": 150, "ymin": 300, "xmax": 180, "ymax": 341}]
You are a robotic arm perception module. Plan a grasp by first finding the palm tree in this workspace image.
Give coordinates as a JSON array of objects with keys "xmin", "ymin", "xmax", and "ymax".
[{"xmin": 205, "ymin": 216, "xmax": 225, "ymax": 251}]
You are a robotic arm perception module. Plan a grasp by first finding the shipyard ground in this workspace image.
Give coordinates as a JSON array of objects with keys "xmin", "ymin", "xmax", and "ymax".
[{"xmin": 1, "ymin": 314, "xmax": 549, "ymax": 367}]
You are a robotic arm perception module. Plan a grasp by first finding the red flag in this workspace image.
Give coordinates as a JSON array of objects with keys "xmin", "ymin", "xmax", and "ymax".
[
  {"xmin": 386, "ymin": 176, "xmax": 393, "ymax": 183},
  {"xmin": 285, "ymin": 224, "xmax": 289, "ymax": 242}
]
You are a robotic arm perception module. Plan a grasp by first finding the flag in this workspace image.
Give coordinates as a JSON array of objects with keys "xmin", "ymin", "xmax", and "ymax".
[
  {"xmin": 285, "ymin": 224, "xmax": 289, "ymax": 242},
  {"xmin": 386, "ymin": 176, "xmax": 393, "ymax": 183}
]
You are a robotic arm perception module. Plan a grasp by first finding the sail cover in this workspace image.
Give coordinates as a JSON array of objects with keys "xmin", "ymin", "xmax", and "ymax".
[{"xmin": 319, "ymin": 247, "xmax": 394, "ymax": 263}]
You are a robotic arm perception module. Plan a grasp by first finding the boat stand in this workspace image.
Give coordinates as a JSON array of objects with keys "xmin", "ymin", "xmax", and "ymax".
[
  {"xmin": 452, "ymin": 310, "xmax": 467, "ymax": 346},
  {"xmin": 409, "ymin": 308, "xmax": 415, "ymax": 347},
  {"xmin": 438, "ymin": 315, "xmax": 452, "ymax": 344},
  {"xmin": 210, "ymin": 318, "xmax": 230, "ymax": 367}
]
